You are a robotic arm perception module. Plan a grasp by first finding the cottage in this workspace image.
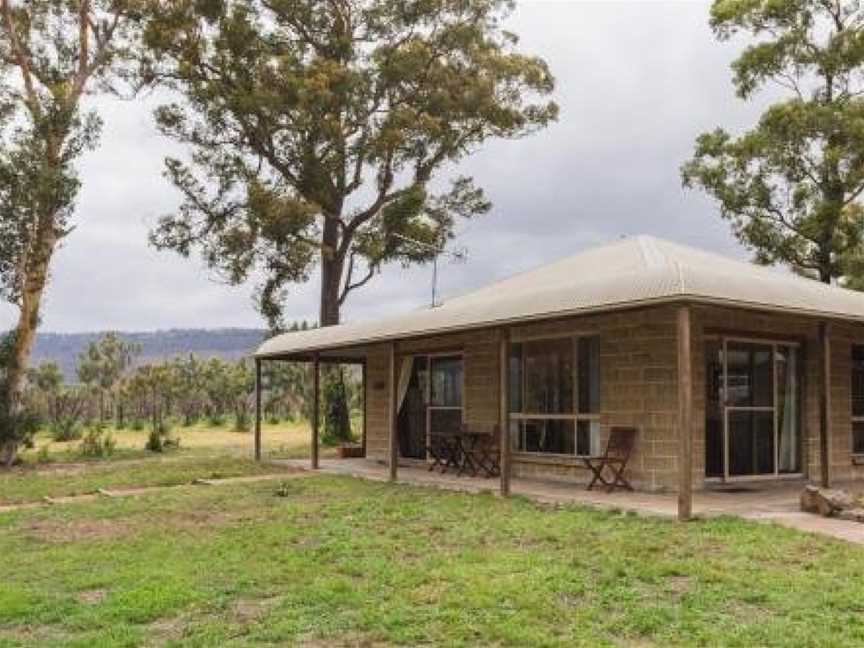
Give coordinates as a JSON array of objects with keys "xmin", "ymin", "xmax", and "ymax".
[{"xmin": 254, "ymin": 235, "xmax": 864, "ymax": 519}]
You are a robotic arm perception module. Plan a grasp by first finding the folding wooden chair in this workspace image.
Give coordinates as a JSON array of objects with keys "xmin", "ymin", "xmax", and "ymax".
[
  {"xmin": 426, "ymin": 434, "xmax": 448, "ymax": 472},
  {"xmin": 583, "ymin": 427, "xmax": 637, "ymax": 492},
  {"xmin": 472, "ymin": 425, "xmax": 501, "ymax": 478},
  {"xmin": 427, "ymin": 433, "xmax": 461, "ymax": 474}
]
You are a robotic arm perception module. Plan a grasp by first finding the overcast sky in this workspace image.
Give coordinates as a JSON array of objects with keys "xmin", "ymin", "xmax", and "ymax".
[{"xmin": 1, "ymin": 0, "xmax": 775, "ymax": 334}]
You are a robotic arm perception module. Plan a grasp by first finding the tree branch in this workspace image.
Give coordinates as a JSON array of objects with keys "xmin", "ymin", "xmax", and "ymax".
[{"xmin": 1, "ymin": 0, "xmax": 40, "ymax": 118}]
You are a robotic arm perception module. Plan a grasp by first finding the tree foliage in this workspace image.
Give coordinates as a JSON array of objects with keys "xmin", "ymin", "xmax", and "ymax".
[
  {"xmin": 142, "ymin": 0, "xmax": 557, "ymax": 329},
  {"xmin": 0, "ymin": 0, "xmax": 140, "ymax": 466},
  {"xmin": 77, "ymin": 332, "xmax": 141, "ymax": 420},
  {"xmin": 682, "ymin": 0, "xmax": 864, "ymax": 284}
]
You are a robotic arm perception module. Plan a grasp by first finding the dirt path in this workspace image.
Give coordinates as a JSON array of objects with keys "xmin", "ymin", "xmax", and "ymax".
[{"xmin": 0, "ymin": 472, "xmax": 308, "ymax": 514}]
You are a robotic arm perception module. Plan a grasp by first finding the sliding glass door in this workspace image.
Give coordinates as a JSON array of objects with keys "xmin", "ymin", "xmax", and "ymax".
[
  {"xmin": 705, "ymin": 338, "xmax": 800, "ymax": 480},
  {"xmin": 396, "ymin": 354, "xmax": 463, "ymax": 460}
]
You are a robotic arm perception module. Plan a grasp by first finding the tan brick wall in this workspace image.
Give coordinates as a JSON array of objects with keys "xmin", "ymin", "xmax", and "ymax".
[
  {"xmin": 364, "ymin": 305, "xmax": 681, "ymax": 491},
  {"xmin": 364, "ymin": 343, "xmax": 391, "ymax": 460},
  {"xmin": 362, "ymin": 303, "xmax": 864, "ymax": 491}
]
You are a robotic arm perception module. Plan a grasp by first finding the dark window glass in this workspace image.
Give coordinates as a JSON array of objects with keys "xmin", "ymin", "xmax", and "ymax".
[
  {"xmin": 578, "ymin": 338, "xmax": 600, "ymax": 414},
  {"xmin": 430, "ymin": 408, "xmax": 462, "ymax": 436},
  {"xmin": 728, "ymin": 410, "xmax": 775, "ymax": 476},
  {"xmin": 852, "ymin": 346, "xmax": 864, "ymax": 419},
  {"xmin": 430, "ymin": 356, "xmax": 462, "ymax": 407},
  {"xmin": 576, "ymin": 420, "xmax": 594, "ymax": 456},
  {"xmin": 523, "ymin": 338, "xmax": 574, "ymax": 414},
  {"xmin": 705, "ymin": 340, "xmax": 724, "ymax": 478},
  {"xmin": 854, "ymin": 421, "xmax": 864, "ymax": 455},
  {"xmin": 509, "ymin": 343, "xmax": 523, "ymax": 414},
  {"xmin": 726, "ymin": 342, "xmax": 773, "ymax": 408},
  {"xmin": 518, "ymin": 419, "xmax": 575, "ymax": 455}
]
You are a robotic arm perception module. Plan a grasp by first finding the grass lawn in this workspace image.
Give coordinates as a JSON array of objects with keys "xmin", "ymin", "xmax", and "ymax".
[
  {"xmin": 0, "ymin": 421, "xmax": 324, "ymax": 506},
  {"xmin": 1, "ymin": 474, "xmax": 864, "ymax": 647}
]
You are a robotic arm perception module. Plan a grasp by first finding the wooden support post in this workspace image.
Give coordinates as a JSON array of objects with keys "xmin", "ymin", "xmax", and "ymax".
[
  {"xmin": 677, "ymin": 305, "xmax": 693, "ymax": 522},
  {"xmin": 820, "ymin": 321, "xmax": 832, "ymax": 488},
  {"xmin": 312, "ymin": 353, "xmax": 320, "ymax": 470},
  {"xmin": 388, "ymin": 342, "xmax": 398, "ymax": 482},
  {"xmin": 361, "ymin": 361, "xmax": 368, "ymax": 458},
  {"xmin": 499, "ymin": 328, "xmax": 511, "ymax": 497},
  {"xmin": 254, "ymin": 358, "xmax": 262, "ymax": 462}
]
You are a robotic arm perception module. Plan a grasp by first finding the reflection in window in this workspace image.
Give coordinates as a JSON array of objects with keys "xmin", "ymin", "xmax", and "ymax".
[
  {"xmin": 510, "ymin": 336, "xmax": 600, "ymax": 457},
  {"xmin": 725, "ymin": 342, "xmax": 773, "ymax": 408},
  {"xmin": 430, "ymin": 356, "xmax": 462, "ymax": 407},
  {"xmin": 852, "ymin": 346, "xmax": 864, "ymax": 454}
]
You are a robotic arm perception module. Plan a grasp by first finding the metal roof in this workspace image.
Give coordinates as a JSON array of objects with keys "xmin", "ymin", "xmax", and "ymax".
[{"xmin": 256, "ymin": 235, "xmax": 864, "ymax": 359}]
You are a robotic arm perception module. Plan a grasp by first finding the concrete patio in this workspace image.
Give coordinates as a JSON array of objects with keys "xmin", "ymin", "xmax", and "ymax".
[{"xmin": 275, "ymin": 457, "xmax": 864, "ymax": 545}]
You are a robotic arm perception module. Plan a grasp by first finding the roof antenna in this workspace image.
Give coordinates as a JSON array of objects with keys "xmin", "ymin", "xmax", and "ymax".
[{"xmin": 391, "ymin": 233, "xmax": 468, "ymax": 308}]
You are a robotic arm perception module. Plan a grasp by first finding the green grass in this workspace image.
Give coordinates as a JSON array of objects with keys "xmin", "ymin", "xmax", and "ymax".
[
  {"xmin": 0, "ymin": 454, "xmax": 283, "ymax": 506},
  {"xmin": 1, "ymin": 475, "xmax": 864, "ymax": 646},
  {"xmin": 0, "ymin": 420, "xmax": 319, "ymax": 506}
]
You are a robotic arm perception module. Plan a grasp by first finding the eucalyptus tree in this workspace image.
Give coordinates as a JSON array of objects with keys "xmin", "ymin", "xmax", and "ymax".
[
  {"xmin": 143, "ymin": 0, "xmax": 557, "ymax": 329},
  {"xmin": 141, "ymin": 0, "xmax": 555, "ymax": 440},
  {"xmin": 171, "ymin": 354, "xmax": 206, "ymax": 426},
  {"xmin": 682, "ymin": 0, "xmax": 864, "ymax": 284},
  {"xmin": 77, "ymin": 333, "xmax": 141, "ymax": 421},
  {"xmin": 0, "ymin": 0, "xmax": 140, "ymax": 466}
]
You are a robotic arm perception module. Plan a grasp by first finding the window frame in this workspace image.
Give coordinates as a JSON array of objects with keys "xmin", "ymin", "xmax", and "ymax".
[
  {"xmin": 851, "ymin": 345, "xmax": 864, "ymax": 456},
  {"xmin": 509, "ymin": 334, "xmax": 601, "ymax": 459}
]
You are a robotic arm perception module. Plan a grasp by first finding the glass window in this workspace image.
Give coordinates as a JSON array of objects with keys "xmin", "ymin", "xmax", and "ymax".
[
  {"xmin": 853, "ymin": 346, "xmax": 864, "ymax": 418},
  {"xmin": 851, "ymin": 346, "xmax": 864, "ymax": 453},
  {"xmin": 509, "ymin": 344, "xmax": 523, "ymax": 414},
  {"xmin": 725, "ymin": 342, "xmax": 773, "ymax": 408},
  {"xmin": 578, "ymin": 337, "xmax": 600, "ymax": 414},
  {"xmin": 523, "ymin": 337, "xmax": 574, "ymax": 414},
  {"xmin": 576, "ymin": 420, "xmax": 599, "ymax": 456},
  {"xmin": 509, "ymin": 336, "xmax": 600, "ymax": 457},
  {"xmin": 728, "ymin": 409, "xmax": 775, "ymax": 476},
  {"xmin": 430, "ymin": 408, "xmax": 462, "ymax": 436},
  {"xmin": 519, "ymin": 419, "xmax": 575, "ymax": 455},
  {"xmin": 430, "ymin": 356, "xmax": 462, "ymax": 407}
]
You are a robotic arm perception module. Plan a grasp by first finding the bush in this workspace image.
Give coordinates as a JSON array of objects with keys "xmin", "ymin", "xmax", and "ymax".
[
  {"xmin": 50, "ymin": 418, "xmax": 82, "ymax": 442},
  {"xmin": 145, "ymin": 419, "xmax": 179, "ymax": 453},
  {"xmin": 130, "ymin": 418, "xmax": 145, "ymax": 431},
  {"xmin": 233, "ymin": 410, "xmax": 251, "ymax": 433},
  {"xmin": 79, "ymin": 424, "xmax": 116, "ymax": 458},
  {"xmin": 36, "ymin": 444, "xmax": 53, "ymax": 464}
]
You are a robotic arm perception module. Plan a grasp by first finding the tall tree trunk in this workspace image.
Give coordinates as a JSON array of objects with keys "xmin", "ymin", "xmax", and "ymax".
[
  {"xmin": 318, "ymin": 217, "xmax": 352, "ymax": 441},
  {"xmin": 2, "ymin": 228, "xmax": 57, "ymax": 467},
  {"xmin": 319, "ymin": 217, "xmax": 343, "ymax": 327}
]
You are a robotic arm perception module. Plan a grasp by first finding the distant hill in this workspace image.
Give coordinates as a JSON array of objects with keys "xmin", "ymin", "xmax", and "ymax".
[{"xmin": 31, "ymin": 328, "xmax": 267, "ymax": 381}]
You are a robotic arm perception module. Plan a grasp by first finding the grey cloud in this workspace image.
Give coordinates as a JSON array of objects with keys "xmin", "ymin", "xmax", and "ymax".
[{"xmin": 1, "ymin": 1, "xmax": 772, "ymax": 333}]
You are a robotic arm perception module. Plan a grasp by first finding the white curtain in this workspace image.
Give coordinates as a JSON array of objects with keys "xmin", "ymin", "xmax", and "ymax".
[
  {"xmin": 778, "ymin": 348, "xmax": 798, "ymax": 472},
  {"xmin": 397, "ymin": 356, "xmax": 415, "ymax": 414}
]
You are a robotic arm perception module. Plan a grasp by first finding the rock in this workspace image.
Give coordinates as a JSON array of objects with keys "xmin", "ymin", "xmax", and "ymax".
[
  {"xmin": 837, "ymin": 508, "xmax": 864, "ymax": 523},
  {"xmin": 800, "ymin": 485, "xmax": 857, "ymax": 517}
]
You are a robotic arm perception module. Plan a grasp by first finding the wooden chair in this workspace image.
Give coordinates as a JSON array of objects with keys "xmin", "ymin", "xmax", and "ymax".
[
  {"xmin": 582, "ymin": 427, "xmax": 637, "ymax": 492},
  {"xmin": 427, "ymin": 433, "xmax": 460, "ymax": 473},
  {"xmin": 469, "ymin": 424, "xmax": 501, "ymax": 478}
]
